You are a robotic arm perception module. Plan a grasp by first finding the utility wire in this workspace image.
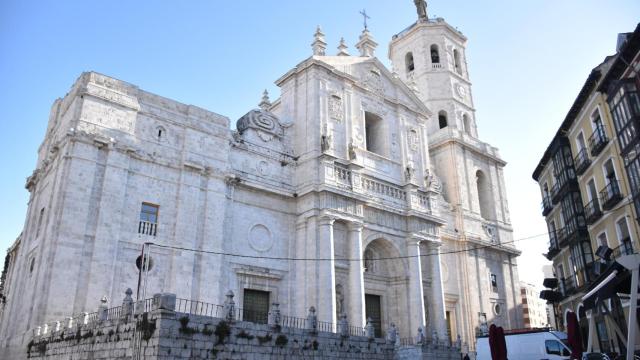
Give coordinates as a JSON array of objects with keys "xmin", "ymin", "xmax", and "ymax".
[
  {"xmin": 143, "ymin": 231, "xmax": 549, "ymax": 262},
  {"xmin": 141, "ymin": 179, "xmax": 639, "ymax": 263}
]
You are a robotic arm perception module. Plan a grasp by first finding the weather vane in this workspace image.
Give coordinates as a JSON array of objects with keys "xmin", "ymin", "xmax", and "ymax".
[{"xmin": 359, "ymin": 9, "xmax": 370, "ymax": 29}]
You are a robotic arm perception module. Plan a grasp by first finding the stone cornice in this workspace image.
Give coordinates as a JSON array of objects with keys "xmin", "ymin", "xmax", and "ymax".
[{"xmin": 428, "ymin": 135, "xmax": 507, "ymax": 167}]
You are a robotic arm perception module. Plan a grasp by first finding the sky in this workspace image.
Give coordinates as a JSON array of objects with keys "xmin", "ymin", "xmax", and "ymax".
[{"xmin": 1, "ymin": 1, "xmax": 639, "ymax": 287}]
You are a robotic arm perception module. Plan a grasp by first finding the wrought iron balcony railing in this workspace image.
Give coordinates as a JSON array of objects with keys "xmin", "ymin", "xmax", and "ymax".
[
  {"xmin": 573, "ymin": 148, "xmax": 591, "ymax": 176},
  {"xmin": 584, "ymin": 198, "xmax": 603, "ymax": 225},
  {"xmin": 611, "ymin": 238, "xmax": 634, "ymax": 260},
  {"xmin": 600, "ymin": 180, "xmax": 623, "ymax": 210},
  {"xmin": 546, "ymin": 230, "xmax": 560, "ymax": 260},
  {"xmin": 541, "ymin": 196, "xmax": 553, "ymax": 216},
  {"xmin": 588, "ymin": 125, "xmax": 609, "ymax": 157}
]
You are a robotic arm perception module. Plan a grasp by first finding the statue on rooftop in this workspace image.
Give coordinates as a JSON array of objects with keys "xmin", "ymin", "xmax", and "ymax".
[{"xmin": 414, "ymin": 0, "xmax": 428, "ymax": 21}]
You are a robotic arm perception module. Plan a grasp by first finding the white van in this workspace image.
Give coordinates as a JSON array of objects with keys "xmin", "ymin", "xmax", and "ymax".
[{"xmin": 475, "ymin": 328, "xmax": 572, "ymax": 360}]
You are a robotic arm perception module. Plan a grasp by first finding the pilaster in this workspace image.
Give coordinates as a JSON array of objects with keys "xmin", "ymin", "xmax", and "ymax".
[
  {"xmin": 316, "ymin": 216, "xmax": 337, "ymax": 326},
  {"xmin": 426, "ymin": 241, "xmax": 447, "ymax": 338},
  {"xmin": 406, "ymin": 238, "xmax": 427, "ymax": 334},
  {"xmin": 347, "ymin": 222, "xmax": 365, "ymax": 327}
]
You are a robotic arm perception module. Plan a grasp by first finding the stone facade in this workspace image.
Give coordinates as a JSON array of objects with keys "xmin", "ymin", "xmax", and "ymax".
[{"xmin": 0, "ymin": 8, "xmax": 522, "ymax": 358}]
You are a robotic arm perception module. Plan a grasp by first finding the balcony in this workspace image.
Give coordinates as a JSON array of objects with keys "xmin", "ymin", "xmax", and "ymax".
[
  {"xmin": 600, "ymin": 180, "xmax": 623, "ymax": 210},
  {"xmin": 551, "ymin": 168, "xmax": 578, "ymax": 204},
  {"xmin": 611, "ymin": 238, "xmax": 634, "ymax": 260},
  {"xmin": 546, "ymin": 230, "xmax": 560, "ymax": 260},
  {"xmin": 559, "ymin": 263, "xmax": 595, "ymax": 299},
  {"xmin": 559, "ymin": 275, "xmax": 576, "ymax": 297},
  {"xmin": 541, "ymin": 196, "xmax": 553, "ymax": 216},
  {"xmin": 573, "ymin": 148, "xmax": 591, "ymax": 176},
  {"xmin": 564, "ymin": 217, "xmax": 588, "ymax": 245},
  {"xmin": 607, "ymin": 80, "xmax": 639, "ymax": 156},
  {"xmin": 138, "ymin": 221, "xmax": 157, "ymax": 236},
  {"xmin": 584, "ymin": 198, "xmax": 603, "ymax": 225},
  {"xmin": 556, "ymin": 227, "xmax": 568, "ymax": 247},
  {"xmin": 588, "ymin": 125, "xmax": 609, "ymax": 157}
]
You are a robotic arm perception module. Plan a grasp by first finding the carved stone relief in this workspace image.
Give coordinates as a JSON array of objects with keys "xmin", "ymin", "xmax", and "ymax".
[
  {"xmin": 364, "ymin": 207, "xmax": 406, "ymax": 231},
  {"xmin": 391, "ymin": 133, "xmax": 399, "ymax": 157},
  {"xmin": 482, "ymin": 223, "xmax": 497, "ymax": 243},
  {"xmin": 256, "ymin": 160, "xmax": 270, "ymax": 176},
  {"xmin": 328, "ymin": 95, "xmax": 343, "ymax": 121},
  {"xmin": 320, "ymin": 193, "xmax": 362, "ymax": 217},
  {"xmin": 364, "ymin": 68, "xmax": 384, "ymax": 97},
  {"xmin": 236, "ymin": 109, "xmax": 283, "ymax": 142},
  {"xmin": 407, "ymin": 128, "xmax": 419, "ymax": 151}
]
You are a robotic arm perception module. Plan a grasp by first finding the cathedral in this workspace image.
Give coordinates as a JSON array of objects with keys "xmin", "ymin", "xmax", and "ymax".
[{"xmin": 0, "ymin": 2, "xmax": 522, "ymax": 355}]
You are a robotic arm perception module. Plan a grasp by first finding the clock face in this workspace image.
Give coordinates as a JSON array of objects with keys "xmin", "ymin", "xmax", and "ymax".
[{"xmin": 455, "ymin": 83, "xmax": 466, "ymax": 98}]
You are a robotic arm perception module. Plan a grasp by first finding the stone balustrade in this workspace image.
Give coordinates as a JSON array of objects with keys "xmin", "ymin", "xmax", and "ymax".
[{"xmin": 326, "ymin": 163, "xmax": 437, "ymax": 216}]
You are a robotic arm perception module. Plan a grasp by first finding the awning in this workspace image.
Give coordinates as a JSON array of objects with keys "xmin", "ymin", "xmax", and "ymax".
[{"xmin": 582, "ymin": 262, "xmax": 630, "ymax": 311}]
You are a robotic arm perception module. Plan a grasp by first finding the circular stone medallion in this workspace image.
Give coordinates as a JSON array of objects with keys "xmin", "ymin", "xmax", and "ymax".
[{"xmin": 248, "ymin": 224, "xmax": 273, "ymax": 252}]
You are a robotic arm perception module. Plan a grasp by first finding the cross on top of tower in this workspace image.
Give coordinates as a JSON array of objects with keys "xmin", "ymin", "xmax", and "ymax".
[{"xmin": 359, "ymin": 9, "xmax": 370, "ymax": 29}]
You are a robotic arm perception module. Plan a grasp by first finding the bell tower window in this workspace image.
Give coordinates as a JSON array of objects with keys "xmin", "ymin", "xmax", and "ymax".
[
  {"xmin": 463, "ymin": 114, "xmax": 471, "ymax": 134},
  {"xmin": 430, "ymin": 45, "xmax": 440, "ymax": 64},
  {"xmin": 438, "ymin": 111, "xmax": 448, "ymax": 129},
  {"xmin": 453, "ymin": 49, "xmax": 462, "ymax": 74},
  {"xmin": 476, "ymin": 170, "xmax": 493, "ymax": 220},
  {"xmin": 405, "ymin": 52, "xmax": 415, "ymax": 73},
  {"xmin": 364, "ymin": 112, "xmax": 385, "ymax": 155}
]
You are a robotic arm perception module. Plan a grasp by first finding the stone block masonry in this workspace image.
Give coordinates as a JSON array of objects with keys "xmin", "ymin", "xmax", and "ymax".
[
  {"xmin": 21, "ymin": 292, "xmax": 462, "ymax": 359},
  {"xmin": 26, "ymin": 309, "xmax": 394, "ymax": 359}
]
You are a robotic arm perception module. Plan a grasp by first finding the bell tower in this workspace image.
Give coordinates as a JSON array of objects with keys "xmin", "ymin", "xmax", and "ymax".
[
  {"xmin": 388, "ymin": 2, "xmax": 523, "ymax": 336},
  {"xmin": 389, "ymin": 14, "xmax": 477, "ymax": 138}
]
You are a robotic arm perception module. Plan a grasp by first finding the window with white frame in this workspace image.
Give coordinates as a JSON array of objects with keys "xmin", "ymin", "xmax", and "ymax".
[
  {"xmin": 597, "ymin": 231, "xmax": 608, "ymax": 248},
  {"xmin": 139, "ymin": 203, "xmax": 159, "ymax": 236},
  {"xmin": 616, "ymin": 217, "xmax": 633, "ymax": 255},
  {"xmin": 576, "ymin": 132, "xmax": 586, "ymax": 151},
  {"xmin": 591, "ymin": 108, "xmax": 603, "ymax": 129}
]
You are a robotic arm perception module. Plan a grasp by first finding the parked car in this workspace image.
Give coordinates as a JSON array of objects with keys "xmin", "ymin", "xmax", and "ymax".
[{"xmin": 476, "ymin": 328, "xmax": 571, "ymax": 360}]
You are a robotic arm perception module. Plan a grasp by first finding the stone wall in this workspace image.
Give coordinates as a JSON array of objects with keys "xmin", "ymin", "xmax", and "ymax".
[
  {"xmin": 22, "ymin": 293, "xmax": 463, "ymax": 360},
  {"xmin": 26, "ymin": 310, "xmax": 396, "ymax": 359}
]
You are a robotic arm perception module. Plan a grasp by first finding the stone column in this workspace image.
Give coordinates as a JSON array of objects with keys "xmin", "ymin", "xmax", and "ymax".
[
  {"xmin": 347, "ymin": 222, "xmax": 366, "ymax": 327},
  {"xmin": 317, "ymin": 216, "xmax": 337, "ymax": 326},
  {"xmin": 407, "ymin": 238, "xmax": 427, "ymax": 334},
  {"xmin": 428, "ymin": 241, "xmax": 447, "ymax": 338}
]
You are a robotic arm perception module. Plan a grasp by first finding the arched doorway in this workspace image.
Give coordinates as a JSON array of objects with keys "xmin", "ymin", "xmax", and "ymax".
[{"xmin": 362, "ymin": 237, "xmax": 408, "ymax": 337}]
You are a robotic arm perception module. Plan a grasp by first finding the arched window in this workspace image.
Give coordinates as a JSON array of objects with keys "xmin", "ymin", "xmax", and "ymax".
[
  {"xmin": 405, "ymin": 52, "xmax": 415, "ymax": 73},
  {"xmin": 438, "ymin": 111, "xmax": 448, "ymax": 129},
  {"xmin": 463, "ymin": 114, "xmax": 471, "ymax": 134},
  {"xmin": 453, "ymin": 49, "xmax": 462, "ymax": 74},
  {"xmin": 430, "ymin": 44, "xmax": 440, "ymax": 64},
  {"xmin": 476, "ymin": 170, "xmax": 493, "ymax": 220}
]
